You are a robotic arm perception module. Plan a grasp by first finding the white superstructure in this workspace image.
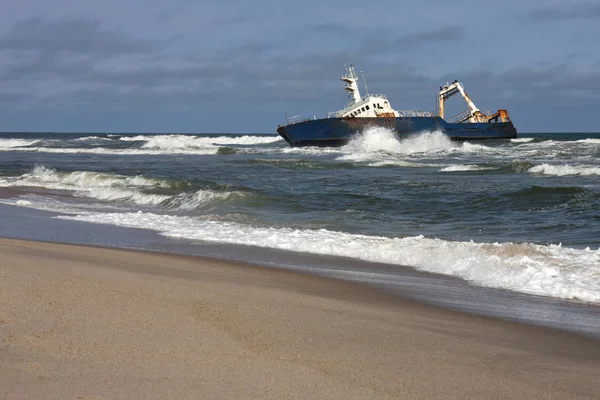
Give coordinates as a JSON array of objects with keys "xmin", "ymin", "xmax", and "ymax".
[
  {"xmin": 329, "ymin": 65, "xmax": 433, "ymax": 119},
  {"xmin": 330, "ymin": 65, "xmax": 399, "ymax": 118}
]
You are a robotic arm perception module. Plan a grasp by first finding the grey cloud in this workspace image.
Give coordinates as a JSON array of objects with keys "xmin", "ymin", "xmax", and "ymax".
[
  {"xmin": 215, "ymin": 15, "xmax": 253, "ymax": 25},
  {"xmin": 0, "ymin": 17, "xmax": 156, "ymax": 55},
  {"xmin": 443, "ymin": 66, "xmax": 600, "ymax": 109},
  {"xmin": 359, "ymin": 26, "xmax": 464, "ymax": 55},
  {"xmin": 311, "ymin": 23, "xmax": 358, "ymax": 36},
  {"xmin": 496, "ymin": 66, "xmax": 600, "ymax": 96},
  {"xmin": 0, "ymin": 16, "xmax": 169, "ymax": 107},
  {"xmin": 400, "ymin": 26, "xmax": 464, "ymax": 47},
  {"xmin": 1, "ymin": 15, "xmax": 599, "ymax": 133},
  {"xmin": 529, "ymin": 2, "xmax": 600, "ymax": 21}
]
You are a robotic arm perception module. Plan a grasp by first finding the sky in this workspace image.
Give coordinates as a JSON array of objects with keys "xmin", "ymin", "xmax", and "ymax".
[{"xmin": 0, "ymin": 0, "xmax": 598, "ymax": 133}]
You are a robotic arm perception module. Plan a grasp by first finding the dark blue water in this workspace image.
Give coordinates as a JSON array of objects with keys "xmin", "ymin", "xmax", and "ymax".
[{"xmin": 1, "ymin": 129, "xmax": 599, "ymax": 304}]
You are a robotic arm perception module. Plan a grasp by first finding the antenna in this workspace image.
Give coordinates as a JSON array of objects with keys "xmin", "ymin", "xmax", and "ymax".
[
  {"xmin": 284, "ymin": 110, "xmax": 289, "ymax": 123},
  {"xmin": 361, "ymin": 70, "xmax": 369, "ymax": 96}
]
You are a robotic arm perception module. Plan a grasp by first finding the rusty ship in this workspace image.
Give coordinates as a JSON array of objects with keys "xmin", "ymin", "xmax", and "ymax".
[{"xmin": 277, "ymin": 65, "xmax": 517, "ymax": 147}]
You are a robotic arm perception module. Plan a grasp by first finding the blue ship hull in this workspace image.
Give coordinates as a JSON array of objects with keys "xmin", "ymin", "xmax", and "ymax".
[{"xmin": 277, "ymin": 116, "xmax": 517, "ymax": 147}]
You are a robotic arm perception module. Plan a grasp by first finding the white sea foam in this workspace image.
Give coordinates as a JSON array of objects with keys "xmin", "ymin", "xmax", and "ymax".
[
  {"xmin": 577, "ymin": 138, "xmax": 600, "ymax": 144},
  {"xmin": 54, "ymin": 211, "xmax": 600, "ymax": 304},
  {"xmin": 118, "ymin": 135, "xmax": 149, "ymax": 141},
  {"xmin": 280, "ymin": 146, "xmax": 340, "ymax": 155},
  {"xmin": 2, "ymin": 165, "xmax": 164, "ymax": 191},
  {"xmin": 0, "ymin": 138, "xmax": 39, "ymax": 149},
  {"xmin": 439, "ymin": 164, "xmax": 493, "ymax": 172},
  {"xmin": 337, "ymin": 127, "xmax": 458, "ymax": 163},
  {"xmin": 3, "ymin": 134, "xmax": 281, "ymax": 155},
  {"xmin": 1, "ymin": 146, "xmax": 220, "ymax": 155},
  {"xmin": 141, "ymin": 135, "xmax": 218, "ymax": 150},
  {"xmin": 368, "ymin": 160, "xmax": 445, "ymax": 168},
  {"xmin": 207, "ymin": 135, "xmax": 282, "ymax": 145},
  {"xmin": 0, "ymin": 166, "xmax": 246, "ymax": 209},
  {"xmin": 73, "ymin": 136, "xmax": 111, "ymax": 141},
  {"xmin": 457, "ymin": 141, "xmax": 494, "ymax": 154},
  {"xmin": 511, "ymin": 138, "xmax": 535, "ymax": 143},
  {"xmin": 529, "ymin": 163, "xmax": 600, "ymax": 176},
  {"xmin": 137, "ymin": 134, "xmax": 281, "ymax": 149},
  {"xmin": 353, "ymin": 128, "xmax": 455, "ymax": 154}
]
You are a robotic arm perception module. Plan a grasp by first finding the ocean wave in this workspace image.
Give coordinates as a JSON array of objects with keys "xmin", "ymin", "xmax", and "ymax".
[
  {"xmin": 502, "ymin": 160, "xmax": 535, "ymax": 173},
  {"xmin": 504, "ymin": 185, "xmax": 591, "ymax": 211},
  {"xmin": 4, "ymin": 165, "xmax": 165, "ymax": 190},
  {"xmin": 56, "ymin": 211, "xmax": 600, "ymax": 304},
  {"xmin": 576, "ymin": 138, "xmax": 600, "ymax": 144},
  {"xmin": 0, "ymin": 166, "xmax": 247, "ymax": 209},
  {"xmin": 0, "ymin": 146, "xmax": 220, "ymax": 155},
  {"xmin": 368, "ymin": 160, "xmax": 444, "ymax": 168},
  {"xmin": 349, "ymin": 127, "xmax": 456, "ymax": 154},
  {"xmin": 338, "ymin": 127, "xmax": 506, "ymax": 163},
  {"xmin": 73, "ymin": 136, "xmax": 112, "ymax": 141},
  {"xmin": 337, "ymin": 128, "xmax": 458, "ymax": 163},
  {"xmin": 250, "ymin": 158, "xmax": 356, "ymax": 170},
  {"xmin": 510, "ymin": 138, "xmax": 535, "ymax": 143},
  {"xmin": 0, "ymin": 138, "xmax": 40, "ymax": 149},
  {"xmin": 85, "ymin": 187, "xmax": 244, "ymax": 209},
  {"xmin": 136, "ymin": 134, "xmax": 281, "ymax": 149},
  {"xmin": 439, "ymin": 164, "xmax": 494, "ymax": 172},
  {"xmin": 118, "ymin": 135, "xmax": 149, "ymax": 141},
  {"xmin": 529, "ymin": 163, "xmax": 600, "ymax": 176},
  {"xmin": 1, "ymin": 134, "xmax": 282, "ymax": 155},
  {"xmin": 457, "ymin": 141, "xmax": 494, "ymax": 154}
]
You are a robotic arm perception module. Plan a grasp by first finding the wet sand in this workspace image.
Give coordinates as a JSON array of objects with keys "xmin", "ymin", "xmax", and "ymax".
[{"xmin": 1, "ymin": 238, "xmax": 600, "ymax": 399}]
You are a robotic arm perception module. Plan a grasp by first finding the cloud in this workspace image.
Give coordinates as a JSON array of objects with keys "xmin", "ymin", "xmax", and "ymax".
[
  {"xmin": 358, "ymin": 26, "xmax": 464, "ymax": 55},
  {"xmin": 400, "ymin": 26, "xmax": 464, "ymax": 46},
  {"xmin": 0, "ymin": 17, "xmax": 156, "ymax": 55},
  {"xmin": 4, "ymin": 26, "xmax": 599, "ymax": 121},
  {"xmin": 311, "ymin": 23, "xmax": 357, "ymax": 36},
  {"xmin": 529, "ymin": 2, "xmax": 600, "ymax": 21},
  {"xmin": 0, "ymin": 6, "xmax": 598, "ymax": 132}
]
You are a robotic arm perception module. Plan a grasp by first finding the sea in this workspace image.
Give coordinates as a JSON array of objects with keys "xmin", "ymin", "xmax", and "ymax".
[{"xmin": 1, "ymin": 128, "xmax": 599, "ymax": 336}]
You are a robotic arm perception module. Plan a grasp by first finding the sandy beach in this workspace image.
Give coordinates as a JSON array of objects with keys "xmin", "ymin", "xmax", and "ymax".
[{"xmin": 1, "ymin": 238, "xmax": 599, "ymax": 399}]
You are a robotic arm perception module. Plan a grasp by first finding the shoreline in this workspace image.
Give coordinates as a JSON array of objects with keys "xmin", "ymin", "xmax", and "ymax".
[
  {"xmin": 0, "ymin": 201, "xmax": 600, "ymax": 340},
  {"xmin": 2, "ymin": 237, "xmax": 600, "ymax": 399}
]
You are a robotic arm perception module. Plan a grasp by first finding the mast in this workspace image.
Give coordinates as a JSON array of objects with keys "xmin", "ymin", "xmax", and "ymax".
[
  {"xmin": 361, "ymin": 70, "xmax": 370, "ymax": 96},
  {"xmin": 341, "ymin": 65, "xmax": 361, "ymax": 105}
]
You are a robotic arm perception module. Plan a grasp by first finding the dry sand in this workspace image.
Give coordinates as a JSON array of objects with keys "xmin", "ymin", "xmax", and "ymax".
[{"xmin": 1, "ymin": 238, "xmax": 599, "ymax": 399}]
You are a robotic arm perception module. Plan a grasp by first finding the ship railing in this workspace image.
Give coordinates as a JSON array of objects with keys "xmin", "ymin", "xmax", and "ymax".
[
  {"xmin": 286, "ymin": 115, "xmax": 303, "ymax": 125},
  {"xmin": 327, "ymin": 111, "xmax": 341, "ymax": 118},
  {"xmin": 365, "ymin": 94, "xmax": 388, "ymax": 100},
  {"xmin": 397, "ymin": 110, "xmax": 435, "ymax": 117},
  {"xmin": 448, "ymin": 109, "xmax": 472, "ymax": 123}
]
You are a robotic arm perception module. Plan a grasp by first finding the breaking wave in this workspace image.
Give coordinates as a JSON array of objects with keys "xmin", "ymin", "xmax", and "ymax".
[
  {"xmin": 0, "ymin": 134, "xmax": 283, "ymax": 155},
  {"xmin": 0, "ymin": 146, "xmax": 220, "ymax": 155},
  {"xmin": 577, "ymin": 138, "xmax": 600, "ymax": 144},
  {"xmin": 439, "ymin": 164, "xmax": 494, "ymax": 172},
  {"xmin": 338, "ymin": 127, "xmax": 457, "ymax": 163},
  {"xmin": 0, "ymin": 166, "xmax": 247, "ymax": 210},
  {"xmin": 132, "ymin": 134, "xmax": 281, "ymax": 149},
  {"xmin": 529, "ymin": 164, "xmax": 600, "ymax": 176},
  {"xmin": 0, "ymin": 138, "xmax": 39, "ymax": 148},
  {"xmin": 511, "ymin": 138, "xmax": 535, "ymax": 143},
  {"xmin": 56, "ymin": 211, "xmax": 600, "ymax": 304},
  {"xmin": 73, "ymin": 136, "xmax": 112, "ymax": 141}
]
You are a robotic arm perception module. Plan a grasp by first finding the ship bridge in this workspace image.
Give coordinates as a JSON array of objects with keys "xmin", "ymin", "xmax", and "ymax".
[{"xmin": 332, "ymin": 65, "xmax": 401, "ymax": 118}]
